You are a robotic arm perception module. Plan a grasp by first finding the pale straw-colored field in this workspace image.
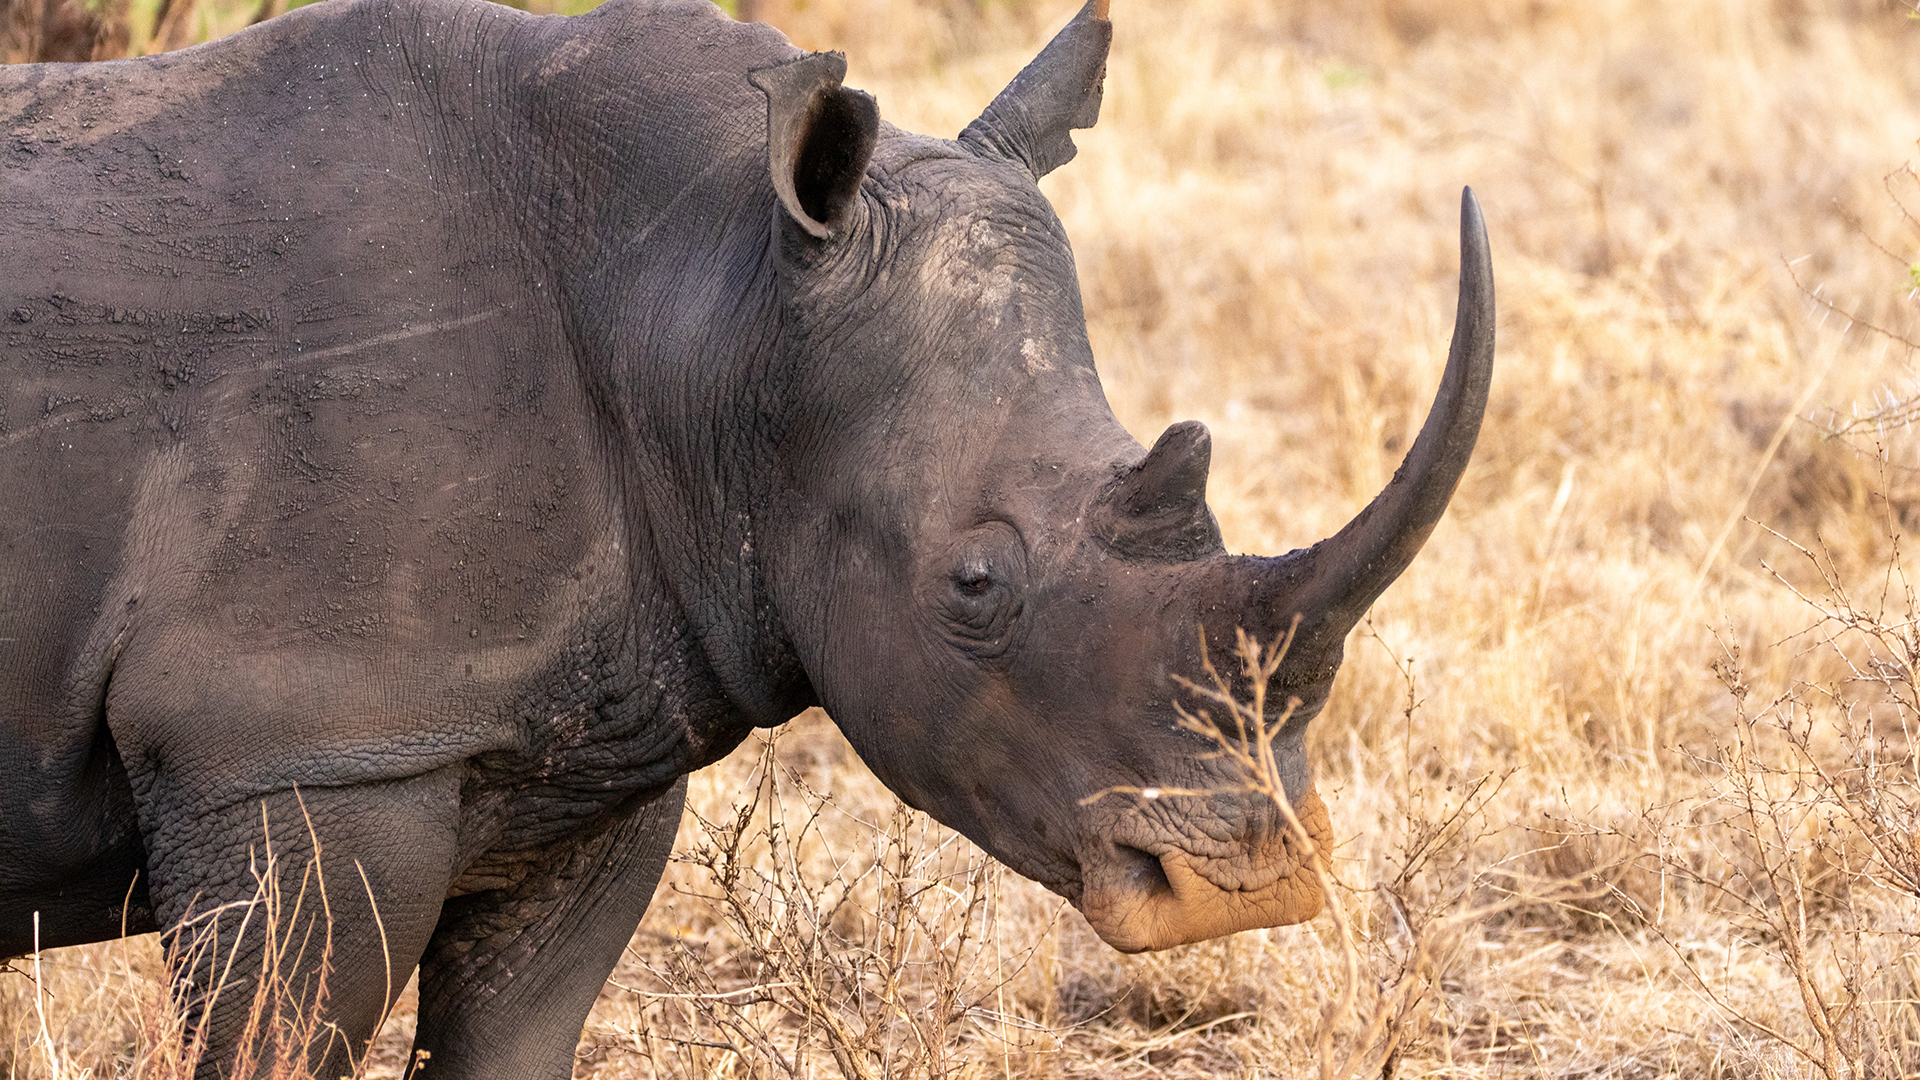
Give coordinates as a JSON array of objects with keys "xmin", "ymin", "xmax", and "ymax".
[{"xmin": 7, "ymin": 1, "xmax": 1920, "ymax": 1077}]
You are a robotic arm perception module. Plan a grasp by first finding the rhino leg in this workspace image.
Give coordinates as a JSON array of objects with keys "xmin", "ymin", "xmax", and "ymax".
[
  {"xmin": 143, "ymin": 774, "xmax": 460, "ymax": 1079},
  {"xmin": 411, "ymin": 777, "xmax": 686, "ymax": 1080}
]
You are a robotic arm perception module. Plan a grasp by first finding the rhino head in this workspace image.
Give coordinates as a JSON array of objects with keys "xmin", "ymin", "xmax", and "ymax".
[{"xmin": 752, "ymin": 1, "xmax": 1493, "ymax": 952}]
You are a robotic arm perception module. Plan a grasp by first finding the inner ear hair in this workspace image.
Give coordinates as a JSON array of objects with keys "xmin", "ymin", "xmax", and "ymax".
[
  {"xmin": 750, "ymin": 52, "xmax": 880, "ymax": 239},
  {"xmin": 793, "ymin": 88, "xmax": 876, "ymax": 229}
]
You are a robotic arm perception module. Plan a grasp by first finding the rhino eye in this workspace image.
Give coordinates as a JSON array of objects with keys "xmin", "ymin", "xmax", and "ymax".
[
  {"xmin": 933, "ymin": 524, "xmax": 1027, "ymax": 660},
  {"xmin": 947, "ymin": 562, "xmax": 1001, "ymax": 616},
  {"xmin": 954, "ymin": 560, "xmax": 994, "ymax": 596}
]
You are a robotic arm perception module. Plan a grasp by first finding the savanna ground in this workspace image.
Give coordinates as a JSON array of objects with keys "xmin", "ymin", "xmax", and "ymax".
[{"xmin": 7, "ymin": 0, "xmax": 1920, "ymax": 1076}]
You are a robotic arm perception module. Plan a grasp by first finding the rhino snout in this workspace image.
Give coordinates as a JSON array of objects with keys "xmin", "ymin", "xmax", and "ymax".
[{"xmin": 1076, "ymin": 785, "xmax": 1333, "ymax": 952}]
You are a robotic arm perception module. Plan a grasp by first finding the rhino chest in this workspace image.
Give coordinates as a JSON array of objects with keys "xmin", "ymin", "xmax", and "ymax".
[{"xmin": 439, "ymin": 644, "xmax": 704, "ymax": 897}]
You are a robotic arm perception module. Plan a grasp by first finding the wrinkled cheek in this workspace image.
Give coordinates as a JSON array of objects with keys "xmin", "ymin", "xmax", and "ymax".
[
  {"xmin": 1285, "ymin": 785, "xmax": 1335, "ymax": 895},
  {"xmin": 1275, "ymin": 785, "xmax": 1336, "ymax": 920},
  {"xmin": 1164, "ymin": 785, "xmax": 1333, "ymax": 926}
]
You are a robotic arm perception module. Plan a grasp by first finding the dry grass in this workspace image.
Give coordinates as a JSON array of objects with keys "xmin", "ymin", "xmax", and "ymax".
[{"xmin": 9, "ymin": 0, "xmax": 1920, "ymax": 1076}]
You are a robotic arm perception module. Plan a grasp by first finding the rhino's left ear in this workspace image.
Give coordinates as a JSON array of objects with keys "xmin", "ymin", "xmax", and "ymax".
[
  {"xmin": 750, "ymin": 52, "xmax": 880, "ymax": 240},
  {"xmin": 959, "ymin": 0, "xmax": 1112, "ymax": 180}
]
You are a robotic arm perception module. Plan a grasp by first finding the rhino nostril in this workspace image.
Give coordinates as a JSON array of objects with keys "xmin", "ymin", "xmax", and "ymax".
[{"xmin": 1113, "ymin": 843, "xmax": 1170, "ymax": 898}]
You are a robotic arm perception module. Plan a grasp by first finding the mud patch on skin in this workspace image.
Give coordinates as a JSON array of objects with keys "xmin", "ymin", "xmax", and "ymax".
[
  {"xmin": 3, "ymin": 41, "xmax": 258, "ymax": 150},
  {"xmin": 1021, "ymin": 337, "xmax": 1057, "ymax": 374},
  {"xmin": 918, "ymin": 215, "xmax": 1018, "ymax": 323}
]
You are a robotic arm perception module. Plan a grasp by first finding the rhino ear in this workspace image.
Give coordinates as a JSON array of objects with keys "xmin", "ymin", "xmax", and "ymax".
[
  {"xmin": 750, "ymin": 52, "xmax": 880, "ymax": 239},
  {"xmin": 1094, "ymin": 420, "xmax": 1225, "ymax": 560},
  {"xmin": 959, "ymin": 0, "xmax": 1112, "ymax": 179}
]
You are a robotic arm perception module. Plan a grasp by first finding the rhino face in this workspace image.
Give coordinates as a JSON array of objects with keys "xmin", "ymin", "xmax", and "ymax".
[
  {"xmin": 753, "ymin": 3, "xmax": 1493, "ymax": 952},
  {"xmin": 885, "ymin": 532, "xmax": 1346, "ymax": 951}
]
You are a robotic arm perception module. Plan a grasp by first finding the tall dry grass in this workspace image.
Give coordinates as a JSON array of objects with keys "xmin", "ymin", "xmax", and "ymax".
[{"xmin": 8, "ymin": 0, "xmax": 1920, "ymax": 1076}]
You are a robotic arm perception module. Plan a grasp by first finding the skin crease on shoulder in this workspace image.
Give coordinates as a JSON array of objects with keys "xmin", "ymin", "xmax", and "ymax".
[{"xmin": 0, "ymin": 0, "xmax": 1494, "ymax": 1075}]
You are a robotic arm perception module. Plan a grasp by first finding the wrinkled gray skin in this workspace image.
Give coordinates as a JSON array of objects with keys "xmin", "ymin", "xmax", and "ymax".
[{"xmin": 0, "ymin": 0, "xmax": 1493, "ymax": 1075}]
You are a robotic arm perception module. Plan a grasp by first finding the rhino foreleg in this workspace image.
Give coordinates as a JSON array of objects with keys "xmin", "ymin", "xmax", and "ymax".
[
  {"xmin": 411, "ymin": 777, "xmax": 686, "ymax": 1080},
  {"xmin": 144, "ymin": 775, "xmax": 460, "ymax": 1079}
]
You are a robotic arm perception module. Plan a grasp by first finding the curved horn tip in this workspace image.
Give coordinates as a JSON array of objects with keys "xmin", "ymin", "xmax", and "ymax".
[
  {"xmin": 1266, "ymin": 184, "xmax": 1494, "ymax": 661},
  {"xmin": 1453, "ymin": 186, "xmax": 1495, "ymax": 395},
  {"xmin": 1459, "ymin": 187, "xmax": 1492, "ymax": 294},
  {"xmin": 1094, "ymin": 0, "xmax": 1110, "ymax": 18},
  {"xmin": 1461, "ymin": 186, "xmax": 1482, "ymax": 227}
]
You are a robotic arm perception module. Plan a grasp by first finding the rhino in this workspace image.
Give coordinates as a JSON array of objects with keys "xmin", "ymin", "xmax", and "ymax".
[{"xmin": 0, "ymin": 0, "xmax": 1494, "ymax": 1073}]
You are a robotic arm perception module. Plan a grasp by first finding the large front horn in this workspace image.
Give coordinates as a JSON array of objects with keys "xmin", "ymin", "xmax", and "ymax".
[
  {"xmin": 958, "ymin": 0, "xmax": 1112, "ymax": 179},
  {"xmin": 1272, "ymin": 188, "xmax": 1495, "ymax": 672}
]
